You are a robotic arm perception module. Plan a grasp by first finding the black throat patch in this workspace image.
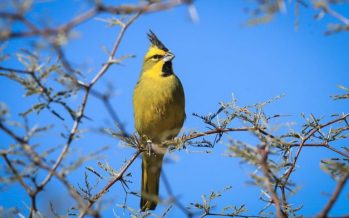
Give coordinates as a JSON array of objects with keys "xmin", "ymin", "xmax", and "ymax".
[{"xmin": 162, "ymin": 61, "xmax": 173, "ymax": 77}]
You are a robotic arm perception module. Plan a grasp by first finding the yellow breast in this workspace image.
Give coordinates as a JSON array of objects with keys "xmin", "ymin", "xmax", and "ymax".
[{"xmin": 133, "ymin": 73, "xmax": 185, "ymax": 143}]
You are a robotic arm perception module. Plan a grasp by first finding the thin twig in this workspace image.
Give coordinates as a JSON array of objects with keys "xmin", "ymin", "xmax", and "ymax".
[
  {"xmin": 289, "ymin": 143, "xmax": 349, "ymax": 159},
  {"xmin": 320, "ymin": 4, "xmax": 349, "ymax": 26},
  {"xmin": 1, "ymin": 153, "xmax": 33, "ymax": 194},
  {"xmin": 29, "ymin": 193, "xmax": 37, "ymax": 218},
  {"xmin": 1, "ymin": 1, "xmax": 188, "ymax": 39},
  {"xmin": 161, "ymin": 170, "xmax": 194, "ymax": 217},
  {"xmin": 283, "ymin": 114, "xmax": 349, "ymax": 186},
  {"xmin": 0, "ymin": 117, "xmax": 87, "ymax": 210},
  {"xmin": 90, "ymin": 89, "xmax": 129, "ymax": 137},
  {"xmin": 39, "ymin": 87, "xmax": 90, "ymax": 188},
  {"xmin": 168, "ymin": 127, "xmax": 252, "ymax": 145},
  {"xmin": 202, "ymin": 212, "xmax": 267, "ymax": 218},
  {"xmin": 0, "ymin": 66, "xmax": 32, "ymax": 74},
  {"xmin": 258, "ymin": 147, "xmax": 286, "ymax": 218},
  {"xmin": 38, "ymin": 8, "xmax": 143, "ymax": 192},
  {"xmin": 316, "ymin": 172, "xmax": 349, "ymax": 218},
  {"xmin": 89, "ymin": 12, "xmax": 141, "ymax": 86},
  {"xmin": 78, "ymin": 150, "xmax": 142, "ymax": 218}
]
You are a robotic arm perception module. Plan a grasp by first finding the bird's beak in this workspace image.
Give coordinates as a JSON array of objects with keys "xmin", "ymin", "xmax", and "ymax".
[{"xmin": 163, "ymin": 52, "xmax": 175, "ymax": 62}]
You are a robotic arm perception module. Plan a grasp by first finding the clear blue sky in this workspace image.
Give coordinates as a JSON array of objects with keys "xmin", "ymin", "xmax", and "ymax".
[{"xmin": 1, "ymin": 0, "xmax": 348, "ymax": 217}]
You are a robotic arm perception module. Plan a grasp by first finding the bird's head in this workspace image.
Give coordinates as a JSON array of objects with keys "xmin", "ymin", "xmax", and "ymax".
[{"xmin": 142, "ymin": 30, "xmax": 174, "ymax": 77}]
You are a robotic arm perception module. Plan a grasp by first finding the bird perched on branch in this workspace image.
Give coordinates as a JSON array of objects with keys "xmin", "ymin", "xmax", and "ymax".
[{"xmin": 133, "ymin": 30, "xmax": 185, "ymax": 211}]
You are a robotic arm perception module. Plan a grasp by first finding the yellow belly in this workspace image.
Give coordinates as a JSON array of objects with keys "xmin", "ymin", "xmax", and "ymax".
[{"xmin": 133, "ymin": 74, "xmax": 185, "ymax": 143}]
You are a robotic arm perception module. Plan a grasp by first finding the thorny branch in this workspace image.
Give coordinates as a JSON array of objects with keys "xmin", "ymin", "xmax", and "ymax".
[
  {"xmin": 163, "ymin": 111, "xmax": 348, "ymax": 217},
  {"xmin": 0, "ymin": 0, "xmax": 196, "ymax": 75},
  {"xmin": 0, "ymin": 0, "xmax": 193, "ymax": 40},
  {"xmin": 316, "ymin": 172, "xmax": 349, "ymax": 218},
  {"xmin": 282, "ymin": 113, "xmax": 349, "ymax": 187},
  {"xmin": 1, "ymin": 0, "xmax": 349, "ymax": 217},
  {"xmin": 200, "ymin": 212, "xmax": 266, "ymax": 218},
  {"xmin": 78, "ymin": 150, "xmax": 142, "ymax": 218},
  {"xmin": 258, "ymin": 147, "xmax": 285, "ymax": 218},
  {"xmin": 1, "ymin": 153, "xmax": 33, "ymax": 195},
  {"xmin": 0, "ymin": 120, "xmax": 86, "ymax": 215},
  {"xmin": 90, "ymin": 89, "xmax": 129, "ymax": 137},
  {"xmin": 1, "ymin": 99, "xmax": 348, "ymax": 217},
  {"xmin": 161, "ymin": 171, "xmax": 194, "ymax": 217},
  {"xmin": 39, "ymin": 10, "xmax": 143, "ymax": 217},
  {"xmin": 0, "ymin": 1, "xmax": 195, "ymax": 217}
]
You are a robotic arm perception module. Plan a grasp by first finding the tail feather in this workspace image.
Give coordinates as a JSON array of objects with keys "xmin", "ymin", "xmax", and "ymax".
[{"xmin": 140, "ymin": 152, "xmax": 164, "ymax": 211}]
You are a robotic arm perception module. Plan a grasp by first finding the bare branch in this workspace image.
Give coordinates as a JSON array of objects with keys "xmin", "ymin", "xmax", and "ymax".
[
  {"xmin": 90, "ymin": 89, "xmax": 129, "ymax": 137},
  {"xmin": 316, "ymin": 172, "xmax": 349, "ymax": 218},
  {"xmin": 258, "ymin": 148, "xmax": 286, "ymax": 218},
  {"xmin": 38, "ymin": 8, "xmax": 143, "ymax": 192},
  {"xmin": 1, "ymin": 0, "xmax": 189, "ymax": 40},
  {"xmin": 289, "ymin": 142, "xmax": 349, "ymax": 159},
  {"xmin": 161, "ymin": 171, "xmax": 194, "ymax": 217},
  {"xmin": 283, "ymin": 113, "xmax": 349, "ymax": 186},
  {"xmin": 78, "ymin": 150, "xmax": 142, "ymax": 218},
  {"xmin": 1, "ymin": 153, "xmax": 33, "ymax": 194},
  {"xmin": 89, "ymin": 11, "xmax": 142, "ymax": 86}
]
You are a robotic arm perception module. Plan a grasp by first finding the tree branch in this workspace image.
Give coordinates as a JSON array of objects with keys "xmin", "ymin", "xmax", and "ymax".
[
  {"xmin": 37, "ymin": 9, "xmax": 143, "ymax": 192},
  {"xmin": 316, "ymin": 172, "xmax": 349, "ymax": 218},
  {"xmin": 89, "ymin": 11, "xmax": 141, "ymax": 86},
  {"xmin": 283, "ymin": 113, "xmax": 349, "ymax": 186},
  {"xmin": 1, "ymin": 153, "xmax": 33, "ymax": 195},
  {"xmin": 0, "ymin": 0, "xmax": 189, "ymax": 40},
  {"xmin": 78, "ymin": 150, "xmax": 142, "ymax": 218},
  {"xmin": 289, "ymin": 142, "xmax": 349, "ymax": 159},
  {"xmin": 258, "ymin": 147, "xmax": 286, "ymax": 218}
]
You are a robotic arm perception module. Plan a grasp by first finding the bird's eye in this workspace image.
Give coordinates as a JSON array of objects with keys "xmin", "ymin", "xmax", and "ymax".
[{"xmin": 151, "ymin": 55, "xmax": 163, "ymax": 60}]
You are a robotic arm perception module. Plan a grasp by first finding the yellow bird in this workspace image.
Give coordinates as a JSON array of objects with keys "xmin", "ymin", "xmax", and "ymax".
[{"xmin": 133, "ymin": 30, "xmax": 185, "ymax": 211}]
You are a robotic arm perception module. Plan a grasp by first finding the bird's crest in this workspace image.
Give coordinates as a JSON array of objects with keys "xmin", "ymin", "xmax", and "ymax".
[{"xmin": 147, "ymin": 30, "xmax": 169, "ymax": 52}]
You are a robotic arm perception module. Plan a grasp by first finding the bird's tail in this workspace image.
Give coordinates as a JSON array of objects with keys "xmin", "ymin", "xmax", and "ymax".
[{"xmin": 140, "ymin": 152, "xmax": 164, "ymax": 211}]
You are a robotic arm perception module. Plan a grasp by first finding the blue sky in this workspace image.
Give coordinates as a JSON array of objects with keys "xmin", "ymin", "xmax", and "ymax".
[{"xmin": 1, "ymin": 0, "xmax": 348, "ymax": 217}]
